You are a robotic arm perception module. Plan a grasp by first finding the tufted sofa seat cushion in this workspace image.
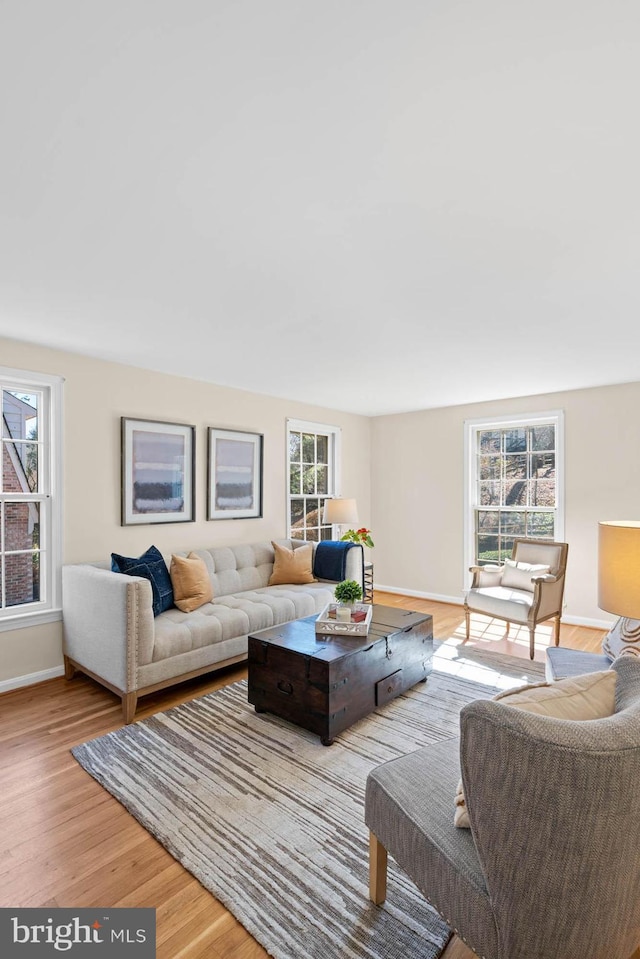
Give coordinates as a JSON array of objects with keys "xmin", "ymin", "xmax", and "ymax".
[{"xmin": 152, "ymin": 582, "xmax": 334, "ymax": 662}]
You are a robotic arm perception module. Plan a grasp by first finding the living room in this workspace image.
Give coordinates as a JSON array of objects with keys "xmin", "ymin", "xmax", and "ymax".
[{"xmin": 2, "ymin": 3, "xmax": 640, "ymax": 958}]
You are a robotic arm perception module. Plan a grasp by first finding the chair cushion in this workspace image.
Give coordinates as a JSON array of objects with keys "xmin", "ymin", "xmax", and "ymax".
[
  {"xmin": 602, "ymin": 617, "xmax": 640, "ymax": 662},
  {"xmin": 170, "ymin": 552, "xmax": 214, "ymax": 612},
  {"xmin": 366, "ymin": 737, "xmax": 499, "ymax": 959},
  {"xmin": 501, "ymin": 557, "xmax": 550, "ymax": 592},
  {"xmin": 466, "ymin": 585, "xmax": 533, "ymax": 623},
  {"xmin": 268, "ymin": 541, "xmax": 315, "ymax": 586},
  {"xmin": 545, "ymin": 646, "xmax": 612, "ymax": 682}
]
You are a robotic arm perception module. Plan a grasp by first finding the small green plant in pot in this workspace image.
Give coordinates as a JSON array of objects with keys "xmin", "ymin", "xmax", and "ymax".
[{"xmin": 334, "ymin": 579, "xmax": 363, "ymax": 606}]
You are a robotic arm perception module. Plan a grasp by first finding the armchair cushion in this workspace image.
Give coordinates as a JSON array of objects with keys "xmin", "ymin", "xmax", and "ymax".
[
  {"xmin": 500, "ymin": 557, "xmax": 550, "ymax": 592},
  {"xmin": 602, "ymin": 617, "xmax": 640, "ymax": 661}
]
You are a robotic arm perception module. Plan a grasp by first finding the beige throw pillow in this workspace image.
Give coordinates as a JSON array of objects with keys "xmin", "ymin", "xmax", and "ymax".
[
  {"xmin": 170, "ymin": 552, "xmax": 214, "ymax": 612},
  {"xmin": 454, "ymin": 669, "xmax": 617, "ymax": 828},
  {"xmin": 501, "ymin": 557, "xmax": 550, "ymax": 592},
  {"xmin": 268, "ymin": 542, "xmax": 315, "ymax": 586}
]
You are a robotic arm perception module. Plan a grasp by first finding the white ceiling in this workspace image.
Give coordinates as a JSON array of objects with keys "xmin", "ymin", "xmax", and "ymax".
[{"xmin": 1, "ymin": 1, "xmax": 639, "ymax": 416}]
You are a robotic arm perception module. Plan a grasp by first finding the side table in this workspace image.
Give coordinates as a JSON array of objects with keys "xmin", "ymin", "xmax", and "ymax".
[{"xmin": 364, "ymin": 562, "xmax": 374, "ymax": 603}]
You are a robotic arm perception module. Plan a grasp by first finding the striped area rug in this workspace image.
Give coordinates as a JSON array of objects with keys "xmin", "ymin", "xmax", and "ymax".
[{"xmin": 72, "ymin": 645, "xmax": 544, "ymax": 959}]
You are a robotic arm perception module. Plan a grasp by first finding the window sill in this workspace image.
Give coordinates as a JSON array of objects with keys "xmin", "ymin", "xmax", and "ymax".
[{"xmin": 0, "ymin": 607, "xmax": 62, "ymax": 633}]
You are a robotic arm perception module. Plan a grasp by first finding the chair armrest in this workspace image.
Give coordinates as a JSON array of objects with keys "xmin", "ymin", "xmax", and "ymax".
[
  {"xmin": 531, "ymin": 572, "xmax": 561, "ymax": 584},
  {"xmin": 469, "ymin": 565, "xmax": 503, "ymax": 588}
]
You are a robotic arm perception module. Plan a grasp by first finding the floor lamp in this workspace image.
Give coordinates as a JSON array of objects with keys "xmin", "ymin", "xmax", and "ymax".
[{"xmin": 598, "ymin": 521, "xmax": 640, "ymax": 620}]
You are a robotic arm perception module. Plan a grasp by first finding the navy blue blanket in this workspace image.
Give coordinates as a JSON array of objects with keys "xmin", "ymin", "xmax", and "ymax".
[{"xmin": 314, "ymin": 541, "xmax": 363, "ymax": 592}]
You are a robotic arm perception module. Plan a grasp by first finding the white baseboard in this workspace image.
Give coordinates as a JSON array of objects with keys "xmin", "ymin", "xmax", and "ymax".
[
  {"xmin": 373, "ymin": 584, "xmax": 614, "ymax": 632},
  {"xmin": 0, "ymin": 664, "xmax": 65, "ymax": 694}
]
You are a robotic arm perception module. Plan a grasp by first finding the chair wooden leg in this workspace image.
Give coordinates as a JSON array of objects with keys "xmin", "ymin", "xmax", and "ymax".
[
  {"xmin": 369, "ymin": 830, "xmax": 388, "ymax": 905},
  {"xmin": 554, "ymin": 616, "xmax": 561, "ymax": 646},
  {"xmin": 505, "ymin": 621, "xmax": 510, "ymax": 638},
  {"xmin": 529, "ymin": 626, "xmax": 536, "ymax": 660},
  {"xmin": 464, "ymin": 606, "xmax": 470, "ymax": 641}
]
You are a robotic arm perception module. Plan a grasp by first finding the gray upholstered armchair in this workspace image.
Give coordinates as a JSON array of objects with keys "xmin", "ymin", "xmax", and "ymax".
[
  {"xmin": 365, "ymin": 656, "xmax": 640, "ymax": 959},
  {"xmin": 464, "ymin": 537, "xmax": 569, "ymax": 659}
]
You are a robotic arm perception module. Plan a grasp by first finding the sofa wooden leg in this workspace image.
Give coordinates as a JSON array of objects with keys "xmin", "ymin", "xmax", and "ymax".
[
  {"xmin": 122, "ymin": 692, "xmax": 138, "ymax": 725},
  {"xmin": 63, "ymin": 655, "xmax": 76, "ymax": 681},
  {"xmin": 369, "ymin": 830, "xmax": 388, "ymax": 905}
]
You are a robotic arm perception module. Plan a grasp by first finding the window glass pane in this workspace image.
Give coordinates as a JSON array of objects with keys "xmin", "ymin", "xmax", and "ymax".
[
  {"xmin": 500, "ymin": 511, "xmax": 526, "ymax": 535},
  {"xmin": 2, "ymin": 390, "xmax": 39, "ymax": 440},
  {"xmin": 290, "ymin": 529, "xmax": 305, "ymax": 541},
  {"xmin": 530, "ymin": 425, "xmax": 555, "ymax": 451},
  {"xmin": 289, "ymin": 464, "xmax": 301, "ymax": 495},
  {"xmin": 316, "ymin": 435, "xmax": 328, "ymax": 463},
  {"xmin": 530, "ymin": 452, "xmax": 555, "ymax": 478},
  {"xmin": 479, "ymin": 455, "xmax": 501, "ymax": 480},
  {"xmin": 305, "ymin": 528, "xmax": 319, "ymax": 542},
  {"xmin": 479, "ymin": 430, "xmax": 501, "ymax": 454},
  {"xmin": 504, "ymin": 429, "xmax": 526, "ymax": 453},
  {"xmin": 316, "ymin": 464, "xmax": 328, "ymax": 494},
  {"xmin": 5, "ymin": 501, "xmax": 40, "ymax": 550},
  {"xmin": 302, "ymin": 433, "xmax": 315, "ymax": 463},
  {"xmin": 477, "ymin": 510, "xmax": 499, "ymax": 533},
  {"xmin": 305, "ymin": 498, "xmax": 319, "ymax": 527},
  {"xmin": 503, "ymin": 478, "xmax": 527, "ymax": 506},
  {"xmin": 527, "ymin": 513, "xmax": 555, "ymax": 537},
  {"xmin": 480, "ymin": 481, "xmax": 501, "ymax": 506},
  {"xmin": 477, "ymin": 535, "xmax": 499, "ymax": 563},
  {"xmin": 3, "ymin": 442, "xmax": 39, "ymax": 492},
  {"xmin": 290, "ymin": 499, "xmax": 304, "ymax": 529},
  {"xmin": 5, "ymin": 552, "xmax": 40, "ymax": 606},
  {"xmin": 302, "ymin": 465, "xmax": 316, "ymax": 494},
  {"xmin": 504, "ymin": 454, "xmax": 527, "ymax": 479},
  {"xmin": 530, "ymin": 480, "xmax": 555, "ymax": 507},
  {"xmin": 289, "ymin": 432, "xmax": 301, "ymax": 462}
]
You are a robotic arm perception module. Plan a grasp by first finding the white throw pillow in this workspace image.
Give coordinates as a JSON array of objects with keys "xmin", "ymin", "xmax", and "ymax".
[
  {"xmin": 602, "ymin": 617, "xmax": 640, "ymax": 662},
  {"xmin": 500, "ymin": 557, "xmax": 550, "ymax": 592},
  {"xmin": 454, "ymin": 670, "xmax": 617, "ymax": 828}
]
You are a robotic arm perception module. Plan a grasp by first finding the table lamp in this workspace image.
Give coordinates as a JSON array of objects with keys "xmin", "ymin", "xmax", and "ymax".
[
  {"xmin": 598, "ymin": 521, "xmax": 640, "ymax": 618},
  {"xmin": 322, "ymin": 498, "xmax": 359, "ymax": 537}
]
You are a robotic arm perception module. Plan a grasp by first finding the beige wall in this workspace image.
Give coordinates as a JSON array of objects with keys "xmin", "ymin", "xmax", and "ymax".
[
  {"xmin": 371, "ymin": 381, "xmax": 640, "ymax": 627},
  {"xmin": 2, "ymin": 334, "xmax": 637, "ymax": 687},
  {"xmin": 0, "ymin": 336, "xmax": 371, "ymax": 685}
]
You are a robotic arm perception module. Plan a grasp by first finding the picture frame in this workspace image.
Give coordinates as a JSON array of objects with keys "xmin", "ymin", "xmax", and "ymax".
[
  {"xmin": 121, "ymin": 417, "xmax": 195, "ymax": 526},
  {"xmin": 207, "ymin": 427, "xmax": 263, "ymax": 520}
]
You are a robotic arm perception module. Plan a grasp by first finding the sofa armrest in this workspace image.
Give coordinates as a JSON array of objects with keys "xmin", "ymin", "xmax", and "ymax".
[{"xmin": 62, "ymin": 564, "xmax": 155, "ymax": 693}]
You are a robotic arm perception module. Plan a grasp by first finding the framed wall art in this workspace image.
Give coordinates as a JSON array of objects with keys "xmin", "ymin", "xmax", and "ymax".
[
  {"xmin": 121, "ymin": 417, "xmax": 195, "ymax": 525},
  {"xmin": 207, "ymin": 427, "xmax": 263, "ymax": 520}
]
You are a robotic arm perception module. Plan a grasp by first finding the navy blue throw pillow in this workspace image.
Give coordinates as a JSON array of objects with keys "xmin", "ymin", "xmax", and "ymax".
[{"xmin": 111, "ymin": 545, "xmax": 174, "ymax": 617}]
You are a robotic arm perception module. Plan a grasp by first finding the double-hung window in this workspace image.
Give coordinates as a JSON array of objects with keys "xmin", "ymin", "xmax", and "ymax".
[
  {"xmin": 286, "ymin": 419, "xmax": 341, "ymax": 541},
  {"xmin": 0, "ymin": 367, "xmax": 63, "ymax": 627},
  {"xmin": 465, "ymin": 410, "xmax": 564, "ymax": 575}
]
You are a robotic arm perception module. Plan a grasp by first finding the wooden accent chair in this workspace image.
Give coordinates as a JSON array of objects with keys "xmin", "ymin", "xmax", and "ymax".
[
  {"xmin": 366, "ymin": 655, "xmax": 640, "ymax": 959},
  {"xmin": 464, "ymin": 538, "xmax": 569, "ymax": 659}
]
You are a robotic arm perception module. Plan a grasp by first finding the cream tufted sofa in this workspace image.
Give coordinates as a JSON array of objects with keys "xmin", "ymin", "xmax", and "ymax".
[{"xmin": 62, "ymin": 539, "xmax": 363, "ymax": 723}]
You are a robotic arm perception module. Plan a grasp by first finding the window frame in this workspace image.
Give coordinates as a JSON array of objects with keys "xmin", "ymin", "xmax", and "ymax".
[
  {"xmin": 286, "ymin": 418, "xmax": 342, "ymax": 541},
  {"xmin": 0, "ymin": 366, "xmax": 63, "ymax": 631},
  {"xmin": 464, "ymin": 409, "xmax": 565, "ymax": 588}
]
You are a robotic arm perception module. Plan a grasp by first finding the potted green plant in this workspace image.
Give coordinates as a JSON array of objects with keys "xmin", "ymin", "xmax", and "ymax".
[
  {"xmin": 334, "ymin": 579, "xmax": 363, "ymax": 606},
  {"xmin": 340, "ymin": 527, "xmax": 374, "ymax": 548}
]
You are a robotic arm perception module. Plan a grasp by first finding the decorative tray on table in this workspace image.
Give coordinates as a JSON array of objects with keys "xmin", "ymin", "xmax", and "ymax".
[{"xmin": 315, "ymin": 603, "xmax": 373, "ymax": 636}]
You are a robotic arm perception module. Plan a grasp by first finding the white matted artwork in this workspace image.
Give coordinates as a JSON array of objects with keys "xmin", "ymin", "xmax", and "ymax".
[
  {"xmin": 121, "ymin": 418, "xmax": 195, "ymax": 525},
  {"xmin": 207, "ymin": 428, "xmax": 263, "ymax": 520}
]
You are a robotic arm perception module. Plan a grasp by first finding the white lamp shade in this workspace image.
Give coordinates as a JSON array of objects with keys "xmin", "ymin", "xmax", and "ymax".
[
  {"xmin": 322, "ymin": 498, "xmax": 359, "ymax": 526},
  {"xmin": 598, "ymin": 521, "xmax": 640, "ymax": 619}
]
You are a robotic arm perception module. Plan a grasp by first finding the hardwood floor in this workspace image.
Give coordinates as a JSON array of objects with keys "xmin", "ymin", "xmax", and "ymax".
[{"xmin": 0, "ymin": 593, "xmax": 636, "ymax": 959}]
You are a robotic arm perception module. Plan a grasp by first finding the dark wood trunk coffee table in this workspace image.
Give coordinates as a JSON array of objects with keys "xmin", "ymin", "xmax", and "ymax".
[{"xmin": 247, "ymin": 604, "xmax": 433, "ymax": 745}]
